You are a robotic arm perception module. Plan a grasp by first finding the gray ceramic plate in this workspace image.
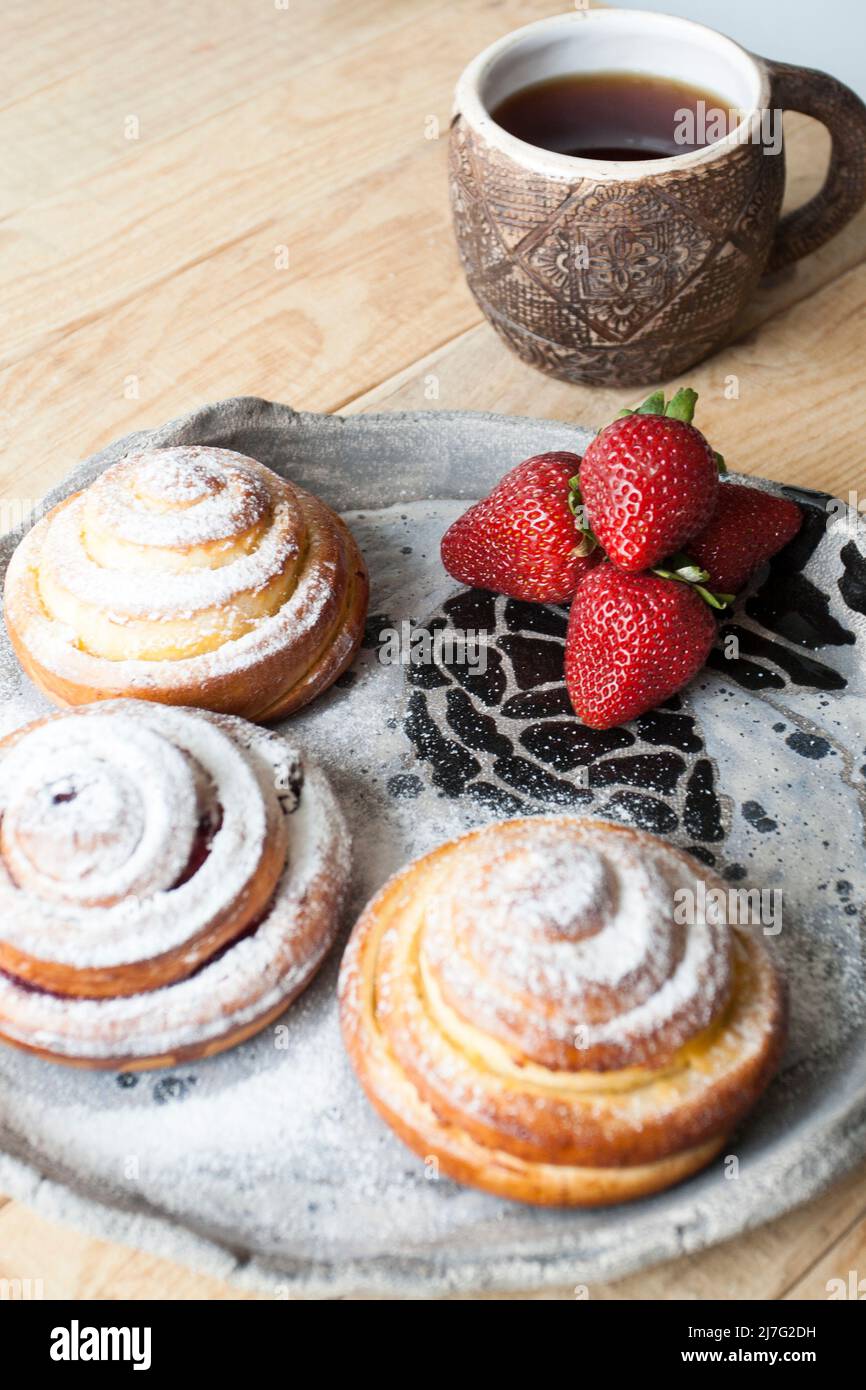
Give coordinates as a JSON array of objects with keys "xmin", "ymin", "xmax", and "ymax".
[{"xmin": 0, "ymin": 397, "xmax": 864, "ymax": 1299}]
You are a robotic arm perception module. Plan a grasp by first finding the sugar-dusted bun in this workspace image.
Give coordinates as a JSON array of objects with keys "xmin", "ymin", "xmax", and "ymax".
[
  {"xmin": 4, "ymin": 445, "xmax": 369, "ymax": 721},
  {"xmin": 0, "ymin": 701, "xmax": 350, "ymax": 1069},
  {"xmin": 340, "ymin": 817, "xmax": 786, "ymax": 1206}
]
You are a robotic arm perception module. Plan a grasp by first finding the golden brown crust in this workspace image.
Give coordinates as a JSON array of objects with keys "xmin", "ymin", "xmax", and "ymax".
[
  {"xmin": 339, "ymin": 817, "xmax": 787, "ymax": 1206},
  {"xmin": 3, "ymin": 448, "xmax": 369, "ymax": 722}
]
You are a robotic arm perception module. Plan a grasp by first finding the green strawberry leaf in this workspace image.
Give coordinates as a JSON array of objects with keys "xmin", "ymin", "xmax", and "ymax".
[
  {"xmin": 654, "ymin": 563, "xmax": 709, "ymax": 585},
  {"xmin": 634, "ymin": 391, "xmax": 666, "ymax": 415},
  {"xmin": 664, "ymin": 387, "xmax": 698, "ymax": 424},
  {"xmin": 714, "ymin": 450, "xmax": 727, "ymax": 475},
  {"xmin": 694, "ymin": 585, "xmax": 735, "ymax": 610},
  {"xmin": 655, "ymin": 552, "xmax": 708, "ymax": 583},
  {"xmin": 617, "ymin": 389, "xmax": 665, "ymax": 419},
  {"xmin": 653, "ymin": 551, "xmax": 733, "ymax": 611}
]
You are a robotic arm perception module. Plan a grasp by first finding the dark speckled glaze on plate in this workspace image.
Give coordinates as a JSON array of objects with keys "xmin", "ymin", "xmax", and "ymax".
[
  {"xmin": 402, "ymin": 497, "xmax": 856, "ymax": 852},
  {"xmin": 0, "ymin": 398, "xmax": 864, "ymax": 1299}
]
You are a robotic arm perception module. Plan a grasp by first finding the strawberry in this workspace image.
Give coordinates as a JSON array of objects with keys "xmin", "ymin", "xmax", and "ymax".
[
  {"xmin": 579, "ymin": 388, "xmax": 720, "ymax": 572},
  {"xmin": 684, "ymin": 482, "xmax": 802, "ymax": 594},
  {"xmin": 440, "ymin": 451, "xmax": 599, "ymax": 603},
  {"xmin": 565, "ymin": 563, "xmax": 718, "ymax": 730}
]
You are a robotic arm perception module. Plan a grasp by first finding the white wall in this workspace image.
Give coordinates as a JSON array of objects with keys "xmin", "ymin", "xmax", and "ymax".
[{"xmin": 617, "ymin": 0, "xmax": 866, "ymax": 99}]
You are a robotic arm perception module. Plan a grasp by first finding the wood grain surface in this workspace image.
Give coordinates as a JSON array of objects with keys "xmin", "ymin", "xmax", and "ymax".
[{"xmin": 1, "ymin": 0, "xmax": 864, "ymax": 1301}]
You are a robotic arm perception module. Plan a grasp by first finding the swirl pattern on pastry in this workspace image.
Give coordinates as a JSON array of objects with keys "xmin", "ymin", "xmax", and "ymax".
[
  {"xmin": 3, "ymin": 445, "xmax": 369, "ymax": 720},
  {"xmin": 0, "ymin": 701, "xmax": 350, "ymax": 1068},
  {"xmin": 340, "ymin": 817, "xmax": 786, "ymax": 1206}
]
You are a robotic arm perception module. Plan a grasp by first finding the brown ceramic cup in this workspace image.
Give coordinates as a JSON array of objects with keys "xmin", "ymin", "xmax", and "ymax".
[{"xmin": 450, "ymin": 9, "xmax": 866, "ymax": 387}]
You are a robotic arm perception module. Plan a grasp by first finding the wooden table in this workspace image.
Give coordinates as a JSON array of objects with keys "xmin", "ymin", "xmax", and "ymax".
[{"xmin": 1, "ymin": 0, "xmax": 864, "ymax": 1301}]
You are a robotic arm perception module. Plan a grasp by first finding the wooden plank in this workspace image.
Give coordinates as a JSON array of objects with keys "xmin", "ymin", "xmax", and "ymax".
[
  {"xmin": 0, "ymin": 1201, "xmax": 262, "ymax": 1300},
  {"xmin": 782, "ymin": 1206, "xmax": 866, "ymax": 1300},
  {"xmin": 0, "ymin": 10, "xmax": 860, "ymax": 408},
  {"xmin": 0, "ymin": 120, "xmax": 864, "ymax": 511},
  {"xmin": 0, "ymin": 0, "xmax": 449, "ymax": 214},
  {"xmin": 0, "ymin": 0, "xmax": 563, "ymax": 365},
  {"xmin": 0, "ymin": 141, "xmax": 476, "ymax": 509}
]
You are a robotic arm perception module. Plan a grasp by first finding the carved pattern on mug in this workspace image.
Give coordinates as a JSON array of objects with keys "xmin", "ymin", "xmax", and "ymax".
[{"xmin": 449, "ymin": 118, "xmax": 784, "ymax": 384}]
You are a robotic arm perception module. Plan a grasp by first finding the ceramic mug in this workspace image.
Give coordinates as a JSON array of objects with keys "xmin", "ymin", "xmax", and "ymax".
[{"xmin": 450, "ymin": 9, "xmax": 866, "ymax": 387}]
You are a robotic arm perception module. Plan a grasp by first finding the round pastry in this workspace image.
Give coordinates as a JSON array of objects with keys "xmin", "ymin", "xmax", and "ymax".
[
  {"xmin": 0, "ymin": 701, "xmax": 350, "ymax": 1069},
  {"xmin": 3, "ymin": 444, "xmax": 369, "ymax": 721},
  {"xmin": 339, "ymin": 817, "xmax": 786, "ymax": 1206}
]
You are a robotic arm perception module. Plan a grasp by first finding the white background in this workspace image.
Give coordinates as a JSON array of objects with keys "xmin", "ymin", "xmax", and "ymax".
[{"xmin": 620, "ymin": 0, "xmax": 866, "ymax": 98}]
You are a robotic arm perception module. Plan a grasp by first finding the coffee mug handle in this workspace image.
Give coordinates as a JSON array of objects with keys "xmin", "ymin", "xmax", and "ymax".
[{"xmin": 763, "ymin": 59, "xmax": 866, "ymax": 273}]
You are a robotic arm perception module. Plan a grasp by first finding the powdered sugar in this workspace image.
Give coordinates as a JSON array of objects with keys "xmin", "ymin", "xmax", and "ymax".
[
  {"xmin": 408, "ymin": 820, "xmax": 732, "ymax": 1070},
  {"xmin": 41, "ymin": 488, "xmax": 299, "ymax": 617},
  {"xmin": 90, "ymin": 447, "xmax": 275, "ymax": 549},
  {"xmin": 0, "ymin": 754, "xmax": 348, "ymax": 1060},
  {"xmin": 0, "ymin": 704, "xmax": 277, "ymax": 970}
]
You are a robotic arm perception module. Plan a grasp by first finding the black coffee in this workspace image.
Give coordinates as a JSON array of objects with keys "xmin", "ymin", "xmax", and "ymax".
[{"xmin": 492, "ymin": 71, "xmax": 730, "ymax": 161}]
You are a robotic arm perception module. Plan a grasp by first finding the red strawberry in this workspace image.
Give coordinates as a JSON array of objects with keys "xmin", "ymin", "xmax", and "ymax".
[
  {"xmin": 441, "ymin": 451, "xmax": 599, "ymax": 603},
  {"xmin": 565, "ymin": 563, "xmax": 717, "ymax": 729},
  {"xmin": 579, "ymin": 388, "xmax": 720, "ymax": 572},
  {"xmin": 684, "ymin": 482, "xmax": 802, "ymax": 593}
]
